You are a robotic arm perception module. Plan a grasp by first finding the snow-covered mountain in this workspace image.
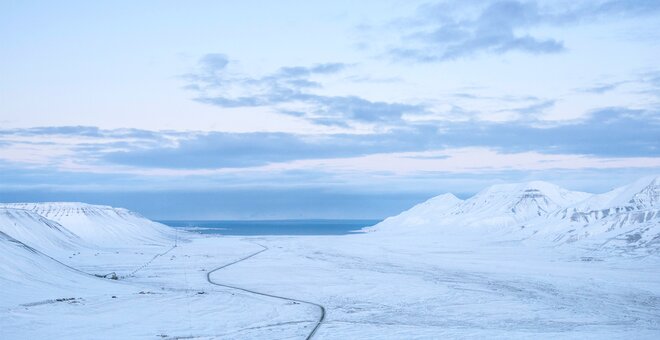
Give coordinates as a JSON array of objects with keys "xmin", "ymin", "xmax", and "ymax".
[
  {"xmin": 529, "ymin": 176, "xmax": 660, "ymax": 254},
  {"xmin": 450, "ymin": 181, "xmax": 591, "ymax": 228},
  {"xmin": 0, "ymin": 202, "xmax": 175, "ymax": 247},
  {"xmin": 571, "ymin": 176, "xmax": 660, "ymax": 213},
  {"xmin": 0, "ymin": 203, "xmax": 176, "ymax": 307},
  {"xmin": 370, "ymin": 177, "xmax": 659, "ymax": 255},
  {"xmin": 371, "ymin": 181, "xmax": 590, "ymax": 234},
  {"xmin": 367, "ymin": 193, "xmax": 463, "ymax": 232},
  {"xmin": 0, "ymin": 208, "xmax": 88, "ymax": 256}
]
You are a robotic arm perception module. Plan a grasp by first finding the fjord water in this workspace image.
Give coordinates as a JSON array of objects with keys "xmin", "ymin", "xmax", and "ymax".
[{"xmin": 158, "ymin": 219, "xmax": 380, "ymax": 235}]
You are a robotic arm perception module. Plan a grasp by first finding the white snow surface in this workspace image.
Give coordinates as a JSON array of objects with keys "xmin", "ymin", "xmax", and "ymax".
[
  {"xmin": 0, "ymin": 202, "xmax": 175, "ymax": 247},
  {"xmin": 570, "ymin": 176, "xmax": 660, "ymax": 212},
  {"xmin": 528, "ymin": 176, "xmax": 660, "ymax": 255},
  {"xmin": 371, "ymin": 177, "xmax": 660, "ymax": 256},
  {"xmin": 372, "ymin": 181, "xmax": 592, "ymax": 234},
  {"xmin": 0, "ymin": 208, "xmax": 86, "ymax": 255},
  {"xmin": 0, "ymin": 231, "xmax": 97, "ymax": 307},
  {"xmin": 2, "ymin": 178, "xmax": 660, "ymax": 339},
  {"xmin": 367, "ymin": 193, "xmax": 463, "ymax": 231}
]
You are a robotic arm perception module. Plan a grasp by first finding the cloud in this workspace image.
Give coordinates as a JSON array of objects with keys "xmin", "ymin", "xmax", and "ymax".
[
  {"xmin": 296, "ymin": 95, "xmax": 423, "ymax": 125},
  {"xmin": 277, "ymin": 63, "xmax": 347, "ymax": 77},
  {"xmin": 103, "ymin": 132, "xmax": 402, "ymax": 169},
  {"xmin": 577, "ymin": 81, "xmax": 625, "ymax": 94},
  {"xmin": 0, "ymin": 126, "xmax": 166, "ymax": 140},
  {"xmin": 267, "ymin": 148, "xmax": 660, "ymax": 177},
  {"xmin": 384, "ymin": 0, "xmax": 660, "ymax": 62},
  {"xmin": 0, "ymin": 106, "xmax": 657, "ymax": 174},
  {"xmin": 507, "ymin": 99, "xmax": 555, "ymax": 117},
  {"xmin": 199, "ymin": 53, "xmax": 229, "ymax": 71},
  {"xmin": 184, "ymin": 54, "xmax": 424, "ymax": 126},
  {"xmin": 587, "ymin": 0, "xmax": 660, "ymax": 18},
  {"xmin": 428, "ymin": 107, "xmax": 660, "ymax": 157},
  {"xmin": 387, "ymin": 1, "xmax": 563, "ymax": 62}
]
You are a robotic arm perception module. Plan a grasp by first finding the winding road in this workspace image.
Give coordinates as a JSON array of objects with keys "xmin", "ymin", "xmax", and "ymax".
[{"xmin": 205, "ymin": 242, "xmax": 326, "ymax": 340}]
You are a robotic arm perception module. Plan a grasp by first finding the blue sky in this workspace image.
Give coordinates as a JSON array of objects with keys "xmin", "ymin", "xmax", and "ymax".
[{"xmin": 1, "ymin": 0, "xmax": 659, "ymax": 219}]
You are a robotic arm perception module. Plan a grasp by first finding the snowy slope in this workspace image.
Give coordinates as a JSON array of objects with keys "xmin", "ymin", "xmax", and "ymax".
[
  {"xmin": 366, "ymin": 193, "xmax": 463, "ymax": 231},
  {"xmin": 570, "ymin": 176, "xmax": 660, "ymax": 213},
  {"xmin": 372, "ymin": 176, "xmax": 659, "ymax": 255},
  {"xmin": 529, "ymin": 176, "xmax": 660, "ymax": 254},
  {"xmin": 0, "ymin": 208, "xmax": 89, "ymax": 256},
  {"xmin": 371, "ymin": 181, "xmax": 591, "ymax": 235},
  {"xmin": 0, "ymin": 202, "xmax": 175, "ymax": 247},
  {"xmin": 451, "ymin": 181, "xmax": 591, "ymax": 228},
  {"xmin": 0, "ymin": 230, "xmax": 114, "ymax": 307}
]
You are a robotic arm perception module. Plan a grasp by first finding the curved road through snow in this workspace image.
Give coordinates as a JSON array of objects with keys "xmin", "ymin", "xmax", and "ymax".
[{"xmin": 206, "ymin": 242, "xmax": 326, "ymax": 340}]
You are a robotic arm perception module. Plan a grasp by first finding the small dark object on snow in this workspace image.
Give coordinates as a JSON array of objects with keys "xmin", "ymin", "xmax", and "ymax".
[
  {"xmin": 111, "ymin": 295, "xmax": 117, "ymax": 299},
  {"xmin": 197, "ymin": 291, "xmax": 205, "ymax": 295},
  {"xmin": 102, "ymin": 272, "xmax": 119, "ymax": 280}
]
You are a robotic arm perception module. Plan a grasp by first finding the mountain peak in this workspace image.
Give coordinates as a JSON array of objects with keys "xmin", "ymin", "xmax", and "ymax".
[
  {"xmin": 479, "ymin": 181, "xmax": 560, "ymax": 196},
  {"xmin": 425, "ymin": 193, "xmax": 463, "ymax": 205},
  {"xmin": 624, "ymin": 176, "xmax": 660, "ymax": 209},
  {"xmin": 570, "ymin": 175, "xmax": 660, "ymax": 213},
  {"xmin": 474, "ymin": 180, "xmax": 590, "ymax": 208}
]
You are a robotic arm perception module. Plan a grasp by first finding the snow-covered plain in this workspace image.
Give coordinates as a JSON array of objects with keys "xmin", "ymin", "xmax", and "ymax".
[{"xmin": 1, "ymin": 176, "xmax": 660, "ymax": 339}]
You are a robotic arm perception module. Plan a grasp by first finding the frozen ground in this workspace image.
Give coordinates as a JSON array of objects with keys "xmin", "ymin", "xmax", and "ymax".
[{"xmin": 2, "ymin": 232, "xmax": 659, "ymax": 339}]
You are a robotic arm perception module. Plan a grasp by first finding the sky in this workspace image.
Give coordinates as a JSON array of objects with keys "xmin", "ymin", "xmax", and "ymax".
[{"xmin": 1, "ymin": 0, "xmax": 659, "ymax": 219}]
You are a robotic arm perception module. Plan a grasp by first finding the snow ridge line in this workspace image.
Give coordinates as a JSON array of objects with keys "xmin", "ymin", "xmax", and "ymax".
[{"xmin": 205, "ymin": 242, "xmax": 326, "ymax": 340}]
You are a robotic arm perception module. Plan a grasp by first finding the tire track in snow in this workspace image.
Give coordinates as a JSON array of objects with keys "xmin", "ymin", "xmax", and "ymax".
[{"xmin": 205, "ymin": 242, "xmax": 325, "ymax": 340}]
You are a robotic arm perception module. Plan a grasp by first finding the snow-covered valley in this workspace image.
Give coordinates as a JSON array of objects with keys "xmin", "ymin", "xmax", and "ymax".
[{"xmin": 2, "ymin": 176, "xmax": 660, "ymax": 339}]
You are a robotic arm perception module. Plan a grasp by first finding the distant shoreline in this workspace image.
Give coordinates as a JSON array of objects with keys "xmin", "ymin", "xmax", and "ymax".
[{"xmin": 157, "ymin": 219, "xmax": 380, "ymax": 236}]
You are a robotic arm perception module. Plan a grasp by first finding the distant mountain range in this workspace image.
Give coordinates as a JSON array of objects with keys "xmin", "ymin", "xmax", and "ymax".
[{"xmin": 368, "ymin": 176, "xmax": 660, "ymax": 256}]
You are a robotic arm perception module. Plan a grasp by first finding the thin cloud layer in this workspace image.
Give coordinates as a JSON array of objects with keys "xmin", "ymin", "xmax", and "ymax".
[{"xmin": 183, "ymin": 55, "xmax": 424, "ymax": 126}]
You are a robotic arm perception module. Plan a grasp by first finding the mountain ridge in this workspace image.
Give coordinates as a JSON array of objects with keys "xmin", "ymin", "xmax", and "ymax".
[
  {"xmin": 370, "ymin": 176, "xmax": 660, "ymax": 255},
  {"xmin": 0, "ymin": 202, "xmax": 175, "ymax": 247}
]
